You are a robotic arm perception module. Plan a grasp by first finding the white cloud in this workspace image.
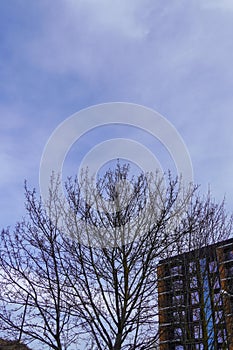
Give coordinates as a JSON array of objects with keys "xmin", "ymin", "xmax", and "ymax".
[
  {"xmin": 2, "ymin": 0, "xmax": 233, "ymax": 227},
  {"xmin": 25, "ymin": 0, "xmax": 154, "ymax": 77},
  {"xmin": 201, "ymin": 0, "xmax": 233, "ymax": 11},
  {"xmin": 66, "ymin": 0, "xmax": 150, "ymax": 39}
]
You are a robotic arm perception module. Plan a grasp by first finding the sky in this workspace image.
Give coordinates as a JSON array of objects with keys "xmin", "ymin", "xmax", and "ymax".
[{"xmin": 1, "ymin": 0, "xmax": 233, "ymax": 229}]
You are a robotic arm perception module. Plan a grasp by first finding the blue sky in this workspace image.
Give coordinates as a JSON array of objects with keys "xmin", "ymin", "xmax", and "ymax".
[{"xmin": 1, "ymin": 0, "xmax": 233, "ymax": 228}]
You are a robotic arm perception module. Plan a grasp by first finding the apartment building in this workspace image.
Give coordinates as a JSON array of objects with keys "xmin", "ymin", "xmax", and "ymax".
[{"xmin": 158, "ymin": 238, "xmax": 233, "ymax": 349}]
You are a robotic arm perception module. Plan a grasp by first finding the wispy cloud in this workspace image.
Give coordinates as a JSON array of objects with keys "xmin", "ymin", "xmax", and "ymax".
[
  {"xmin": 1, "ymin": 0, "xmax": 233, "ymax": 229},
  {"xmin": 201, "ymin": 0, "xmax": 233, "ymax": 11},
  {"xmin": 67, "ymin": 0, "xmax": 150, "ymax": 39},
  {"xmin": 26, "ymin": 0, "xmax": 151, "ymax": 77}
]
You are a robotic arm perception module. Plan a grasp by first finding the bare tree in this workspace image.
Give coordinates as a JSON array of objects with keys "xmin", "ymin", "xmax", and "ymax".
[
  {"xmin": 57, "ymin": 165, "xmax": 196, "ymax": 349},
  {"xmin": 3, "ymin": 164, "xmax": 223, "ymax": 349},
  {"xmin": 0, "ymin": 184, "xmax": 81, "ymax": 350}
]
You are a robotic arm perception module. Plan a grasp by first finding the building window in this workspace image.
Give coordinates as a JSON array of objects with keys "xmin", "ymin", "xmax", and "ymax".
[
  {"xmin": 215, "ymin": 310, "xmax": 223, "ymax": 324},
  {"xmin": 228, "ymin": 279, "xmax": 233, "ymax": 293},
  {"xmin": 172, "ymin": 294, "xmax": 184, "ymax": 305},
  {"xmin": 174, "ymin": 327, "xmax": 182, "ymax": 339},
  {"xmin": 173, "ymin": 310, "xmax": 185, "ymax": 320},
  {"xmin": 225, "ymin": 250, "xmax": 233, "ymax": 261},
  {"xmin": 192, "ymin": 308, "xmax": 200, "ymax": 321},
  {"xmin": 227, "ymin": 265, "xmax": 233, "ymax": 277},
  {"xmin": 213, "ymin": 278, "xmax": 220, "ymax": 290},
  {"xmin": 217, "ymin": 329, "xmax": 227, "ymax": 343},
  {"xmin": 175, "ymin": 346, "xmax": 184, "ymax": 350},
  {"xmin": 191, "ymin": 291, "xmax": 199, "ymax": 305},
  {"xmin": 209, "ymin": 260, "xmax": 217, "ymax": 273},
  {"xmin": 189, "ymin": 261, "xmax": 196, "ymax": 273},
  {"xmin": 193, "ymin": 325, "xmax": 202, "ymax": 339},
  {"xmin": 174, "ymin": 279, "xmax": 183, "ymax": 290},
  {"xmin": 213, "ymin": 293, "xmax": 223, "ymax": 306},
  {"xmin": 171, "ymin": 265, "xmax": 182, "ymax": 276},
  {"xmin": 190, "ymin": 276, "xmax": 198, "ymax": 289}
]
